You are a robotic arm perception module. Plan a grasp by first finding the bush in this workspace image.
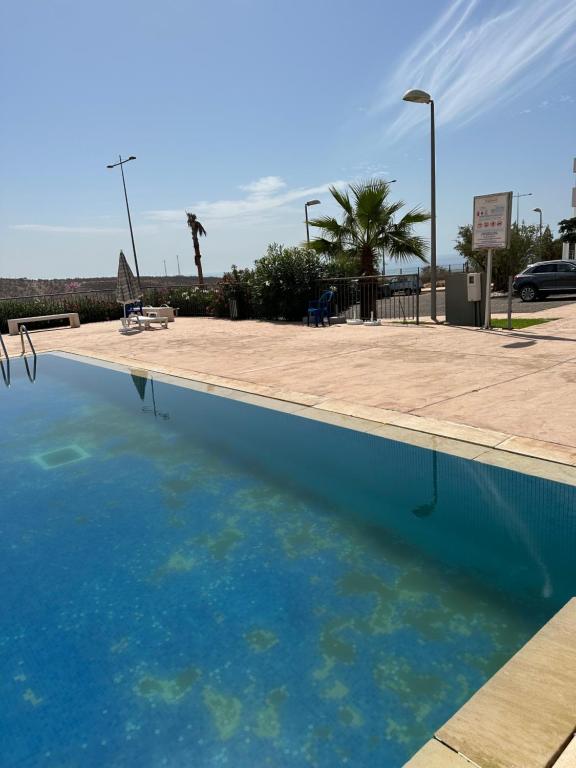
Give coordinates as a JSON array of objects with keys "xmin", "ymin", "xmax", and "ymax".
[
  {"xmin": 0, "ymin": 286, "xmax": 218, "ymax": 334},
  {"xmin": 211, "ymin": 266, "xmax": 254, "ymax": 319},
  {"xmin": 143, "ymin": 287, "xmax": 216, "ymax": 317},
  {"xmin": 0, "ymin": 295, "xmax": 123, "ymax": 333},
  {"xmin": 251, "ymin": 244, "xmax": 325, "ymax": 321}
]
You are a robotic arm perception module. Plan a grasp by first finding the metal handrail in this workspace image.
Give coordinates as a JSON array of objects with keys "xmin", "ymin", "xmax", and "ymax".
[
  {"xmin": 0, "ymin": 331, "xmax": 8, "ymax": 361},
  {"xmin": 23, "ymin": 353, "xmax": 37, "ymax": 383},
  {"xmin": 0, "ymin": 332, "xmax": 9, "ymax": 387},
  {"xmin": 19, "ymin": 324, "xmax": 37, "ymax": 357}
]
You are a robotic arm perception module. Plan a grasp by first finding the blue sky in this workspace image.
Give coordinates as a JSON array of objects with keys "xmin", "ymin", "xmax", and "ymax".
[{"xmin": 1, "ymin": 0, "xmax": 575, "ymax": 278}]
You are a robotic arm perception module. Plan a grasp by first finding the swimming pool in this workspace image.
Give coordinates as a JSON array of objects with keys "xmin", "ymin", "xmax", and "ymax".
[{"xmin": 2, "ymin": 353, "xmax": 575, "ymax": 767}]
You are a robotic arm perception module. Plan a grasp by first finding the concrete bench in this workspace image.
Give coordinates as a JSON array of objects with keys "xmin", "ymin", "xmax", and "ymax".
[{"xmin": 8, "ymin": 313, "xmax": 81, "ymax": 335}]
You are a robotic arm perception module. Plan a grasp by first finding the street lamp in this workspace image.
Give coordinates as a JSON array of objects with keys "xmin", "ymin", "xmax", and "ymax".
[
  {"xmin": 107, "ymin": 155, "xmax": 141, "ymax": 286},
  {"xmin": 402, "ymin": 89, "xmax": 437, "ymax": 321},
  {"xmin": 513, "ymin": 192, "xmax": 532, "ymax": 227},
  {"xmin": 533, "ymin": 207, "xmax": 543, "ymax": 260},
  {"xmin": 305, "ymin": 199, "xmax": 321, "ymax": 244},
  {"xmin": 533, "ymin": 207, "xmax": 543, "ymax": 238}
]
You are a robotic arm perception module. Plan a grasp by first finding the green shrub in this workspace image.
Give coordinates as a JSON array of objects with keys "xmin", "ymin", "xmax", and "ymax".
[
  {"xmin": 0, "ymin": 288, "xmax": 218, "ymax": 334},
  {"xmin": 251, "ymin": 244, "xmax": 325, "ymax": 321},
  {"xmin": 143, "ymin": 287, "xmax": 216, "ymax": 317},
  {"xmin": 0, "ymin": 295, "xmax": 123, "ymax": 333},
  {"xmin": 211, "ymin": 266, "xmax": 254, "ymax": 318}
]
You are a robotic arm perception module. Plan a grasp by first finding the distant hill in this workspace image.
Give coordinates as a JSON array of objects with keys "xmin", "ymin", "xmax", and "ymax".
[{"xmin": 0, "ymin": 275, "xmax": 220, "ymax": 299}]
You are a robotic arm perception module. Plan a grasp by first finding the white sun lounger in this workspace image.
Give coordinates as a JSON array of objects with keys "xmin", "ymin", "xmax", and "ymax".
[{"xmin": 120, "ymin": 314, "xmax": 169, "ymax": 332}]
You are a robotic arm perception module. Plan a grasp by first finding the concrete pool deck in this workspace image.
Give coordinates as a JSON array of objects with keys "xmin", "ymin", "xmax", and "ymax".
[{"xmin": 4, "ymin": 298, "xmax": 576, "ymax": 473}]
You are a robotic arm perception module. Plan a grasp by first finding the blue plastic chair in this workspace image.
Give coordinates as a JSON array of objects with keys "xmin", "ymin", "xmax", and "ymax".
[
  {"xmin": 124, "ymin": 300, "xmax": 143, "ymax": 317},
  {"xmin": 307, "ymin": 290, "xmax": 334, "ymax": 327}
]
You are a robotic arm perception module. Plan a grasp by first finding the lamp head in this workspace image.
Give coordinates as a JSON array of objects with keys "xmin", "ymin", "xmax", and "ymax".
[
  {"xmin": 306, "ymin": 199, "xmax": 321, "ymax": 207},
  {"xmin": 128, "ymin": 156, "xmax": 136, "ymax": 161},
  {"xmin": 403, "ymin": 89, "xmax": 432, "ymax": 104},
  {"xmin": 533, "ymin": 207, "xmax": 542, "ymax": 213},
  {"xmin": 106, "ymin": 164, "xmax": 114, "ymax": 169}
]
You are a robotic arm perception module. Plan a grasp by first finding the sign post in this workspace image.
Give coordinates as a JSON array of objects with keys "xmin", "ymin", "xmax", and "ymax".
[{"xmin": 472, "ymin": 191, "xmax": 513, "ymax": 329}]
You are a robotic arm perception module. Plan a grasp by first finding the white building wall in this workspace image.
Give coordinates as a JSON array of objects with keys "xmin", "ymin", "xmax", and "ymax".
[{"xmin": 563, "ymin": 241, "xmax": 576, "ymax": 260}]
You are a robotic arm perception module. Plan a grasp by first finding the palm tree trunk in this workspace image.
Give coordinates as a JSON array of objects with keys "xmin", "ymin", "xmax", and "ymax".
[
  {"xmin": 359, "ymin": 245, "xmax": 376, "ymax": 320},
  {"xmin": 192, "ymin": 232, "xmax": 204, "ymax": 285}
]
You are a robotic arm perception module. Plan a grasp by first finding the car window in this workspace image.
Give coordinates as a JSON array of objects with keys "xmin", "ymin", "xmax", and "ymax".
[
  {"xmin": 557, "ymin": 263, "xmax": 576, "ymax": 272},
  {"xmin": 532, "ymin": 263, "xmax": 557, "ymax": 273}
]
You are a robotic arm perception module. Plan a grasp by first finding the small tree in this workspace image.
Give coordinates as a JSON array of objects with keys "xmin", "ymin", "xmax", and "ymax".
[
  {"xmin": 455, "ymin": 223, "xmax": 539, "ymax": 291},
  {"xmin": 308, "ymin": 179, "xmax": 429, "ymax": 317},
  {"xmin": 251, "ymin": 243, "xmax": 325, "ymax": 321},
  {"xmin": 559, "ymin": 216, "xmax": 576, "ymax": 244}
]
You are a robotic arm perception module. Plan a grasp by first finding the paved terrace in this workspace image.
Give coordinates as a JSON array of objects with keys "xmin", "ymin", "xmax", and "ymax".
[{"xmin": 4, "ymin": 299, "xmax": 576, "ymax": 466}]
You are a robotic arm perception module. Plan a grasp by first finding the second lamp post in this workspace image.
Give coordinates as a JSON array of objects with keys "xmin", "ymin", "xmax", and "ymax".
[
  {"xmin": 107, "ymin": 155, "xmax": 141, "ymax": 287},
  {"xmin": 305, "ymin": 199, "xmax": 321, "ymax": 244},
  {"xmin": 402, "ymin": 89, "xmax": 437, "ymax": 322}
]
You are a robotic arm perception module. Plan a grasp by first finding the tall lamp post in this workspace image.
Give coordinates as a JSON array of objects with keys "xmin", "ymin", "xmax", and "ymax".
[
  {"xmin": 107, "ymin": 155, "xmax": 141, "ymax": 286},
  {"xmin": 402, "ymin": 89, "xmax": 437, "ymax": 321},
  {"xmin": 533, "ymin": 207, "xmax": 543, "ymax": 260},
  {"xmin": 533, "ymin": 207, "xmax": 543, "ymax": 238},
  {"xmin": 513, "ymin": 192, "xmax": 532, "ymax": 227},
  {"xmin": 305, "ymin": 199, "xmax": 321, "ymax": 244}
]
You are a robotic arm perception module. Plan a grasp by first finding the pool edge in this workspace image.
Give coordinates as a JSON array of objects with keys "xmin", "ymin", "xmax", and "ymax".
[
  {"xmin": 404, "ymin": 597, "xmax": 576, "ymax": 768},
  {"xmin": 44, "ymin": 349, "xmax": 576, "ymax": 488}
]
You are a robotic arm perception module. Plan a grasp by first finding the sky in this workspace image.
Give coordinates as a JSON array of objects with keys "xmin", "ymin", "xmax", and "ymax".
[{"xmin": 1, "ymin": 0, "xmax": 575, "ymax": 279}]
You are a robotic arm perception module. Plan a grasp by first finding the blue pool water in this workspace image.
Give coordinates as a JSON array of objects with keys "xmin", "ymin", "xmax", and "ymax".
[{"xmin": 1, "ymin": 353, "xmax": 575, "ymax": 768}]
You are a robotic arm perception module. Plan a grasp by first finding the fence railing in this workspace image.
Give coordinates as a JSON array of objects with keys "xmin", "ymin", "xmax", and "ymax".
[{"xmin": 316, "ymin": 275, "xmax": 422, "ymax": 322}]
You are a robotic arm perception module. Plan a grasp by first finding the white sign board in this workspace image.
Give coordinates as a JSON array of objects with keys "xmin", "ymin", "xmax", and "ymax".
[{"xmin": 472, "ymin": 191, "xmax": 512, "ymax": 250}]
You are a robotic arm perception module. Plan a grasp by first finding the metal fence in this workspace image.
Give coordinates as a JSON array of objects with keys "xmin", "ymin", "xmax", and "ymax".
[{"xmin": 316, "ymin": 274, "xmax": 422, "ymax": 322}]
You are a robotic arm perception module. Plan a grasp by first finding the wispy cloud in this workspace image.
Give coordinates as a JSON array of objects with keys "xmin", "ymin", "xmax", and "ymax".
[
  {"xmin": 378, "ymin": 0, "xmax": 576, "ymax": 139},
  {"xmin": 145, "ymin": 176, "xmax": 347, "ymax": 224},
  {"xmin": 10, "ymin": 224, "xmax": 157, "ymax": 235}
]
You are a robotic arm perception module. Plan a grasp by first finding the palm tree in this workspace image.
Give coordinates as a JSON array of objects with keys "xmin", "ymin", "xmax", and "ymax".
[
  {"xmin": 308, "ymin": 179, "xmax": 430, "ymax": 319},
  {"xmin": 186, "ymin": 212, "xmax": 207, "ymax": 285},
  {"xmin": 308, "ymin": 179, "xmax": 430, "ymax": 274}
]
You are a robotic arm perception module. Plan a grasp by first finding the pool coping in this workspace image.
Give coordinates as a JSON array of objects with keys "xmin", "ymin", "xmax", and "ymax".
[
  {"xmin": 28, "ymin": 350, "xmax": 576, "ymax": 767},
  {"xmin": 44, "ymin": 349, "xmax": 576, "ymax": 487},
  {"xmin": 404, "ymin": 597, "xmax": 576, "ymax": 768}
]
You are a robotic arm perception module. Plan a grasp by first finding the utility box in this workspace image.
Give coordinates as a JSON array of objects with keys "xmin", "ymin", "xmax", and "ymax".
[
  {"xmin": 467, "ymin": 273, "xmax": 482, "ymax": 302},
  {"xmin": 445, "ymin": 271, "xmax": 485, "ymax": 327}
]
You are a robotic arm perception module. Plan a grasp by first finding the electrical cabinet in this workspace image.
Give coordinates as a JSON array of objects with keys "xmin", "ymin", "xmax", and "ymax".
[{"xmin": 467, "ymin": 273, "xmax": 482, "ymax": 302}]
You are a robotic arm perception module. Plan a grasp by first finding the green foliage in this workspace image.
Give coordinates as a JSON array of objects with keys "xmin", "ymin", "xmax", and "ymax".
[
  {"xmin": 251, "ymin": 243, "xmax": 325, "ymax": 321},
  {"xmin": 144, "ymin": 287, "xmax": 216, "ymax": 316},
  {"xmin": 0, "ymin": 295, "xmax": 123, "ymax": 334},
  {"xmin": 0, "ymin": 286, "xmax": 217, "ymax": 334},
  {"xmin": 559, "ymin": 216, "xmax": 576, "ymax": 244},
  {"xmin": 321, "ymin": 251, "xmax": 361, "ymax": 277},
  {"xmin": 308, "ymin": 179, "xmax": 430, "ymax": 274},
  {"xmin": 211, "ymin": 266, "xmax": 254, "ymax": 318},
  {"xmin": 455, "ymin": 223, "xmax": 540, "ymax": 291}
]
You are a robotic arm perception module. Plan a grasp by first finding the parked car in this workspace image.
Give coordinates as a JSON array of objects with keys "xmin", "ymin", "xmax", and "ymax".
[
  {"xmin": 512, "ymin": 260, "xmax": 576, "ymax": 301},
  {"xmin": 387, "ymin": 276, "xmax": 422, "ymax": 296}
]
